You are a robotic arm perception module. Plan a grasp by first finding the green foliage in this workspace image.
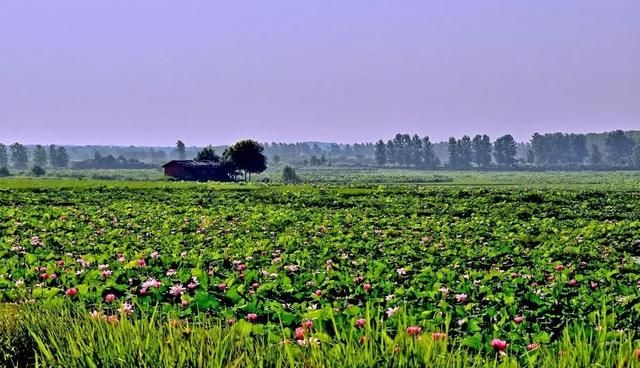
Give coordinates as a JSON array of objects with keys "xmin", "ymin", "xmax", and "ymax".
[
  {"xmin": 30, "ymin": 165, "xmax": 46, "ymax": 176},
  {"xmin": 176, "ymin": 140, "xmax": 186, "ymax": 160},
  {"xmin": 33, "ymin": 145, "xmax": 48, "ymax": 168},
  {"xmin": 0, "ymin": 144, "xmax": 8, "ymax": 168},
  {"xmin": 9, "ymin": 142, "xmax": 29, "ymax": 170},
  {"xmin": 223, "ymin": 140, "xmax": 267, "ymax": 181},
  {"xmin": 494, "ymin": 134, "xmax": 518, "ymax": 167},
  {"xmin": 282, "ymin": 165, "xmax": 300, "ymax": 183},
  {"xmin": 195, "ymin": 145, "xmax": 220, "ymax": 162}
]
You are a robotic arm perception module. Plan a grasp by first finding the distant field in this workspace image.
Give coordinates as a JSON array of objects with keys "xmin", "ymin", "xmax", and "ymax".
[{"xmin": 2, "ymin": 168, "xmax": 640, "ymax": 190}]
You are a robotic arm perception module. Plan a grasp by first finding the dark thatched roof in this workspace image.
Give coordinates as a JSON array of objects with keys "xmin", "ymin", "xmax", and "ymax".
[{"xmin": 162, "ymin": 160, "xmax": 221, "ymax": 168}]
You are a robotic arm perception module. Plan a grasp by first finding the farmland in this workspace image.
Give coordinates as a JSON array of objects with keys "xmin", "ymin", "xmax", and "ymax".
[{"xmin": 1, "ymin": 174, "xmax": 640, "ymax": 367}]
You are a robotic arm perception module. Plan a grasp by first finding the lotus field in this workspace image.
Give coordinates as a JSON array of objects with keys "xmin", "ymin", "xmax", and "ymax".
[{"xmin": 1, "ymin": 181, "xmax": 640, "ymax": 366}]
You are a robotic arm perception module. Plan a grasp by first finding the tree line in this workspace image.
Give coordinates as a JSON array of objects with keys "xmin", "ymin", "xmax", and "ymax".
[
  {"xmin": 373, "ymin": 130, "xmax": 640, "ymax": 169},
  {"xmin": 0, "ymin": 143, "xmax": 70, "ymax": 176}
]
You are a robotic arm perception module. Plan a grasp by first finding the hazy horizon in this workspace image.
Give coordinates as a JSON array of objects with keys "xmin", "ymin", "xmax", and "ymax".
[{"xmin": 2, "ymin": 1, "xmax": 639, "ymax": 146}]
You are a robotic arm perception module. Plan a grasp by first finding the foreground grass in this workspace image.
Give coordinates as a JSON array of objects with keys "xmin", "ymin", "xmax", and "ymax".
[{"xmin": 1, "ymin": 303, "xmax": 638, "ymax": 368}]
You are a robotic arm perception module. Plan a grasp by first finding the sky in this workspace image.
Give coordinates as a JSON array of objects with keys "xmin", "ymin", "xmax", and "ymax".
[{"xmin": 1, "ymin": 1, "xmax": 639, "ymax": 146}]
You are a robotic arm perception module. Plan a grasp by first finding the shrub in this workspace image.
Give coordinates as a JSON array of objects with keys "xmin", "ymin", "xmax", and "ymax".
[
  {"xmin": 282, "ymin": 165, "xmax": 300, "ymax": 183},
  {"xmin": 31, "ymin": 166, "xmax": 46, "ymax": 177}
]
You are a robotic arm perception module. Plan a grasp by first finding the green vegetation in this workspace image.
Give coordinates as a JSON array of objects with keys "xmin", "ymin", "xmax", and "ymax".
[{"xmin": 0, "ymin": 176, "xmax": 639, "ymax": 366}]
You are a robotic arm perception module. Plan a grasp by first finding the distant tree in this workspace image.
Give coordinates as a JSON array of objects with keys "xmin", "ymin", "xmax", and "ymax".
[
  {"xmin": 55, "ymin": 147, "xmax": 69, "ymax": 168},
  {"xmin": 421, "ymin": 136, "xmax": 439, "ymax": 169},
  {"xmin": 48, "ymin": 145, "xmax": 58, "ymax": 167},
  {"xmin": 632, "ymin": 144, "xmax": 640, "ymax": 169},
  {"xmin": 0, "ymin": 166, "xmax": 10, "ymax": 177},
  {"xmin": 589, "ymin": 144, "xmax": 603, "ymax": 166},
  {"xmin": 386, "ymin": 140, "xmax": 397, "ymax": 165},
  {"xmin": 448, "ymin": 137, "xmax": 459, "ymax": 169},
  {"xmin": 605, "ymin": 130, "xmax": 635, "ymax": 166},
  {"xmin": 457, "ymin": 135, "xmax": 473, "ymax": 169},
  {"xmin": 223, "ymin": 140, "xmax": 267, "ymax": 182},
  {"xmin": 176, "ymin": 140, "xmax": 186, "ymax": 160},
  {"xmin": 320, "ymin": 155, "xmax": 327, "ymax": 165},
  {"xmin": 493, "ymin": 134, "xmax": 517, "ymax": 167},
  {"xmin": 568, "ymin": 134, "xmax": 588, "ymax": 164},
  {"xmin": 410, "ymin": 134, "xmax": 423, "ymax": 167},
  {"xmin": 195, "ymin": 146, "xmax": 220, "ymax": 162},
  {"xmin": 374, "ymin": 140, "xmax": 387, "ymax": 166},
  {"xmin": 273, "ymin": 155, "xmax": 281, "ymax": 165},
  {"xmin": 33, "ymin": 145, "xmax": 47, "ymax": 168},
  {"xmin": 31, "ymin": 165, "xmax": 46, "ymax": 177},
  {"xmin": 0, "ymin": 144, "xmax": 7, "ymax": 168},
  {"xmin": 10, "ymin": 142, "xmax": 29, "ymax": 169},
  {"xmin": 282, "ymin": 165, "xmax": 300, "ymax": 183},
  {"xmin": 472, "ymin": 134, "xmax": 492, "ymax": 168}
]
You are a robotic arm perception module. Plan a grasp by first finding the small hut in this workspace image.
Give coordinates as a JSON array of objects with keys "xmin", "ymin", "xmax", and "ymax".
[{"xmin": 162, "ymin": 160, "xmax": 234, "ymax": 181}]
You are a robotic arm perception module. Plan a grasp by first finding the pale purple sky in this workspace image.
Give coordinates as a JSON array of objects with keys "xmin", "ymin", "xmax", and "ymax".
[{"xmin": 1, "ymin": 1, "xmax": 639, "ymax": 146}]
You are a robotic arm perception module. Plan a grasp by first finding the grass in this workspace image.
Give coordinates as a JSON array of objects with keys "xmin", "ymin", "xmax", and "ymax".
[{"xmin": 0, "ymin": 302, "xmax": 638, "ymax": 368}]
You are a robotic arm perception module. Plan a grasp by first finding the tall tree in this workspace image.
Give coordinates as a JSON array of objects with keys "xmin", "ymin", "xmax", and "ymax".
[
  {"xmin": 386, "ymin": 140, "xmax": 397, "ymax": 165},
  {"xmin": 33, "ymin": 145, "xmax": 47, "ymax": 168},
  {"xmin": 632, "ymin": 144, "xmax": 640, "ymax": 169},
  {"xmin": 421, "ymin": 136, "xmax": 439, "ymax": 169},
  {"xmin": 589, "ymin": 144, "xmax": 603, "ymax": 166},
  {"xmin": 472, "ymin": 134, "xmax": 492, "ymax": 168},
  {"xmin": 410, "ymin": 134, "xmax": 423, "ymax": 167},
  {"xmin": 374, "ymin": 140, "xmax": 387, "ymax": 166},
  {"xmin": 448, "ymin": 137, "xmax": 459, "ymax": 169},
  {"xmin": 176, "ymin": 140, "xmax": 186, "ymax": 160},
  {"xmin": 0, "ymin": 144, "xmax": 7, "ymax": 168},
  {"xmin": 605, "ymin": 130, "xmax": 635, "ymax": 166},
  {"xmin": 10, "ymin": 143, "xmax": 29, "ymax": 169},
  {"xmin": 493, "ymin": 135, "xmax": 517, "ymax": 167},
  {"xmin": 223, "ymin": 140, "xmax": 267, "ymax": 182},
  {"xmin": 56, "ymin": 146, "xmax": 69, "ymax": 168},
  {"xmin": 457, "ymin": 135, "xmax": 473, "ymax": 169}
]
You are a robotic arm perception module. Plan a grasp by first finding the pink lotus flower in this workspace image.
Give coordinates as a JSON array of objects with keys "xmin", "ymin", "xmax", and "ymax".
[
  {"xmin": 169, "ymin": 284, "xmax": 186, "ymax": 297},
  {"xmin": 49, "ymin": 273, "xmax": 57, "ymax": 280},
  {"xmin": 247, "ymin": 313, "xmax": 258, "ymax": 323},
  {"xmin": 57, "ymin": 260, "xmax": 65, "ymax": 267},
  {"xmin": 187, "ymin": 277, "xmax": 199, "ymax": 289},
  {"xmin": 284, "ymin": 264, "xmax": 299, "ymax": 273},
  {"xmin": 314, "ymin": 289, "xmax": 322, "ymax": 296},
  {"xmin": 137, "ymin": 259, "xmax": 146, "ymax": 267},
  {"xmin": 150, "ymin": 251, "xmax": 159, "ymax": 259},
  {"xmin": 295, "ymin": 327, "xmax": 305, "ymax": 340},
  {"xmin": 406, "ymin": 326, "xmax": 422, "ymax": 336},
  {"xmin": 302, "ymin": 319, "xmax": 313, "ymax": 330},
  {"xmin": 590, "ymin": 282, "xmax": 598, "ymax": 290},
  {"xmin": 101, "ymin": 270, "xmax": 113, "ymax": 279},
  {"xmin": 353, "ymin": 276, "xmax": 363, "ymax": 284},
  {"xmin": 226, "ymin": 319, "xmax": 235, "ymax": 325},
  {"xmin": 218, "ymin": 283, "xmax": 227, "ymax": 291},
  {"xmin": 491, "ymin": 339, "xmax": 508, "ymax": 351},
  {"xmin": 355, "ymin": 318, "xmax": 366, "ymax": 328},
  {"xmin": 89, "ymin": 310, "xmax": 101, "ymax": 319},
  {"xmin": 65, "ymin": 288, "xmax": 77, "ymax": 297},
  {"xmin": 555, "ymin": 264, "xmax": 564, "ymax": 271},
  {"xmin": 527, "ymin": 343, "xmax": 539, "ymax": 351},
  {"xmin": 181, "ymin": 299, "xmax": 189, "ymax": 308},
  {"xmin": 237, "ymin": 263, "xmax": 246, "ymax": 271},
  {"xmin": 431, "ymin": 332, "xmax": 447, "ymax": 340},
  {"xmin": 363, "ymin": 283, "xmax": 372, "ymax": 292},
  {"xmin": 139, "ymin": 288, "xmax": 148, "ymax": 295},
  {"xmin": 142, "ymin": 278, "xmax": 161, "ymax": 289},
  {"xmin": 396, "ymin": 268, "xmax": 406, "ymax": 276},
  {"xmin": 510, "ymin": 272, "xmax": 519, "ymax": 278},
  {"xmin": 455, "ymin": 294, "xmax": 468, "ymax": 303},
  {"xmin": 251, "ymin": 282, "xmax": 260, "ymax": 289},
  {"xmin": 120, "ymin": 303, "xmax": 133, "ymax": 315},
  {"xmin": 105, "ymin": 293, "xmax": 116, "ymax": 303},
  {"xmin": 166, "ymin": 269, "xmax": 177, "ymax": 276},
  {"xmin": 39, "ymin": 273, "xmax": 49, "ymax": 280},
  {"xmin": 513, "ymin": 316, "xmax": 524, "ymax": 324},
  {"xmin": 386, "ymin": 307, "xmax": 399, "ymax": 317},
  {"xmin": 567, "ymin": 279, "xmax": 578, "ymax": 287},
  {"xmin": 107, "ymin": 315, "xmax": 119, "ymax": 325}
]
